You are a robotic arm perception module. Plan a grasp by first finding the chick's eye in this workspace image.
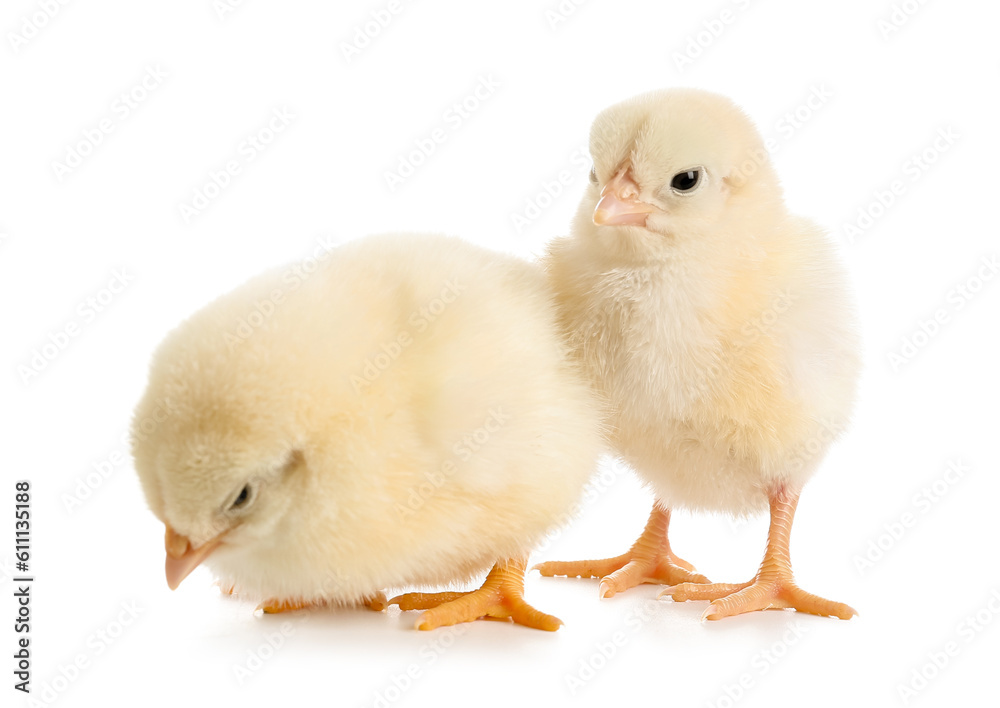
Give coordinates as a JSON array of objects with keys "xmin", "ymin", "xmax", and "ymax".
[
  {"xmin": 231, "ymin": 485, "xmax": 251, "ymax": 509},
  {"xmin": 589, "ymin": 167, "xmax": 598, "ymax": 185},
  {"xmin": 670, "ymin": 169, "xmax": 701, "ymax": 192}
]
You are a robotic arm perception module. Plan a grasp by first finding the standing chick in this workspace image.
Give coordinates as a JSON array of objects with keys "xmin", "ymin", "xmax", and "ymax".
[
  {"xmin": 537, "ymin": 89, "xmax": 860, "ymax": 620},
  {"xmin": 131, "ymin": 233, "xmax": 603, "ymax": 631}
]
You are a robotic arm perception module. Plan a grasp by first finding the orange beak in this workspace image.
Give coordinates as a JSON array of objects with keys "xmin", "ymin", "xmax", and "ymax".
[
  {"xmin": 593, "ymin": 168, "xmax": 656, "ymax": 227},
  {"xmin": 164, "ymin": 525, "xmax": 224, "ymax": 590}
]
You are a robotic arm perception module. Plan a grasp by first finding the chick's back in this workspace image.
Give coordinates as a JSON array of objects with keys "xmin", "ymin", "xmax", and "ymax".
[{"xmin": 135, "ymin": 233, "xmax": 603, "ymax": 603}]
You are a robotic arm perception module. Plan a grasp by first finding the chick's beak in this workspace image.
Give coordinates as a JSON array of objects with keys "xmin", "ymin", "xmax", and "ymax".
[
  {"xmin": 594, "ymin": 168, "xmax": 656, "ymax": 227},
  {"xmin": 164, "ymin": 525, "xmax": 224, "ymax": 590}
]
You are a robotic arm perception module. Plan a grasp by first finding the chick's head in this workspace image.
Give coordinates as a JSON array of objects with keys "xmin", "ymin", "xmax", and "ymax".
[
  {"xmin": 579, "ymin": 88, "xmax": 783, "ymax": 261},
  {"xmin": 131, "ymin": 326, "xmax": 308, "ymax": 591}
]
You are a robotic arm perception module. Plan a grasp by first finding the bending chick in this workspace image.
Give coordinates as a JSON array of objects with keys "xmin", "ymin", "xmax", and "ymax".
[
  {"xmin": 132, "ymin": 233, "xmax": 603, "ymax": 631},
  {"xmin": 537, "ymin": 89, "xmax": 860, "ymax": 620}
]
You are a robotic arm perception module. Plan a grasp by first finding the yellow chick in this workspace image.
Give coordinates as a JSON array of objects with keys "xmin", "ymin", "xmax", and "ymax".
[
  {"xmin": 537, "ymin": 89, "xmax": 860, "ymax": 620},
  {"xmin": 131, "ymin": 233, "xmax": 603, "ymax": 631}
]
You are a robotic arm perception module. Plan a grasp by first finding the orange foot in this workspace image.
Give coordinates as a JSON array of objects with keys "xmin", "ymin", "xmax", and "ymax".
[
  {"xmin": 534, "ymin": 506, "xmax": 708, "ymax": 598},
  {"xmin": 662, "ymin": 576, "xmax": 856, "ymax": 620},
  {"xmin": 257, "ymin": 591, "xmax": 388, "ymax": 615},
  {"xmin": 660, "ymin": 489, "xmax": 856, "ymax": 621},
  {"xmin": 389, "ymin": 558, "xmax": 561, "ymax": 631}
]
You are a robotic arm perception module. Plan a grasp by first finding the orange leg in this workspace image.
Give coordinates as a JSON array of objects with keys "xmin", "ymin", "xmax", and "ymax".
[
  {"xmin": 535, "ymin": 506, "xmax": 708, "ymax": 598},
  {"xmin": 389, "ymin": 558, "xmax": 562, "ymax": 631},
  {"xmin": 661, "ymin": 488, "xmax": 857, "ymax": 620}
]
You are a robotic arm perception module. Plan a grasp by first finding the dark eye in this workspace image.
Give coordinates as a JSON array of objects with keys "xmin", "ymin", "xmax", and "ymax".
[
  {"xmin": 670, "ymin": 169, "xmax": 701, "ymax": 192},
  {"xmin": 231, "ymin": 485, "xmax": 251, "ymax": 509},
  {"xmin": 589, "ymin": 167, "xmax": 598, "ymax": 185}
]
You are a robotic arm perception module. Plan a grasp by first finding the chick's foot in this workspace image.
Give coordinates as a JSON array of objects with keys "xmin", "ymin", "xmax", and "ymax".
[
  {"xmin": 389, "ymin": 558, "xmax": 562, "ymax": 631},
  {"xmin": 662, "ymin": 577, "xmax": 855, "ymax": 620},
  {"xmin": 660, "ymin": 489, "xmax": 856, "ymax": 620},
  {"xmin": 534, "ymin": 506, "xmax": 708, "ymax": 598}
]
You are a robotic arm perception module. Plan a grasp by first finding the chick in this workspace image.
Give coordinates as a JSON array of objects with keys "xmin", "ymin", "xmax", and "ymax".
[
  {"xmin": 131, "ymin": 233, "xmax": 603, "ymax": 631},
  {"xmin": 536, "ymin": 89, "xmax": 860, "ymax": 620}
]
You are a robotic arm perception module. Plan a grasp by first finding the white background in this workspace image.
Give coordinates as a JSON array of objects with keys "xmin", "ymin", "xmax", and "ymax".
[{"xmin": 2, "ymin": 0, "xmax": 999, "ymax": 706}]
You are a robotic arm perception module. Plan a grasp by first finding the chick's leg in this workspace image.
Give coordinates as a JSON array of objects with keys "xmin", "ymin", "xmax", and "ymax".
[
  {"xmin": 535, "ymin": 506, "xmax": 708, "ymax": 599},
  {"xmin": 389, "ymin": 558, "xmax": 562, "ymax": 631},
  {"xmin": 661, "ymin": 488, "xmax": 856, "ymax": 620}
]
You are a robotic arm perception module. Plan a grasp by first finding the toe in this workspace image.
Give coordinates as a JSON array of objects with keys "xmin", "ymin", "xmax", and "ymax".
[
  {"xmin": 506, "ymin": 599, "xmax": 563, "ymax": 632},
  {"xmin": 599, "ymin": 558, "xmax": 661, "ymax": 598},
  {"xmin": 363, "ymin": 591, "xmax": 388, "ymax": 612},
  {"xmin": 533, "ymin": 555, "xmax": 629, "ymax": 579},
  {"xmin": 389, "ymin": 591, "xmax": 469, "ymax": 611},
  {"xmin": 699, "ymin": 583, "xmax": 776, "ymax": 620},
  {"xmin": 669, "ymin": 553, "xmax": 697, "ymax": 573},
  {"xmin": 779, "ymin": 585, "xmax": 858, "ymax": 620},
  {"xmin": 652, "ymin": 560, "xmax": 710, "ymax": 586},
  {"xmin": 412, "ymin": 592, "xmax": 499, "ymax": 631},
  {"xmin": 660, "ymin": 581, "xmax": 750, "ymax": 603},
  {"xmin": 257, "ymin": 598, "xmax": 310, "ymax": 614}
]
